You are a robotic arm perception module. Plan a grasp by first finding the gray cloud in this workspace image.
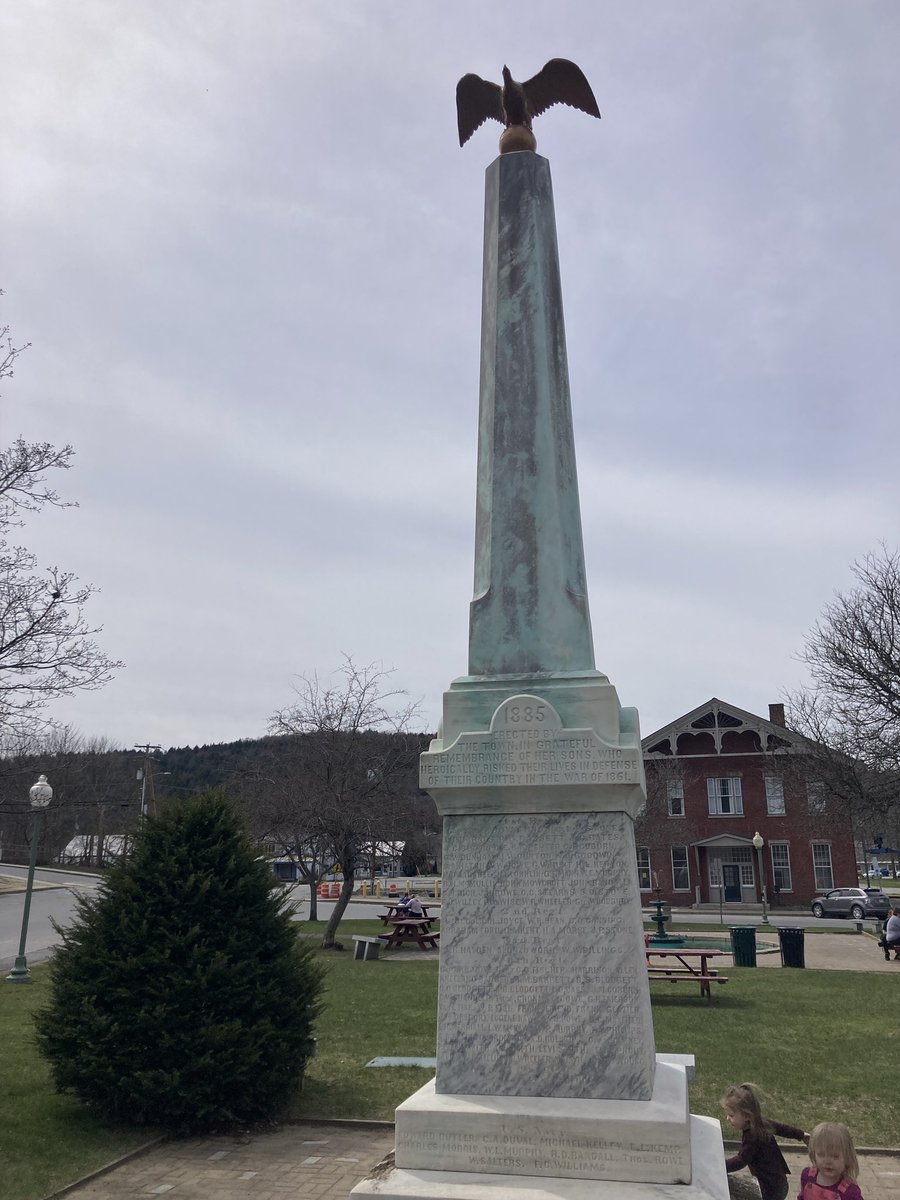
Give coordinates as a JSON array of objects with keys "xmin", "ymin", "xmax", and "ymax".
[{"xmin": 2, "ymin": 1, "xmax": 898, "ymax": 747}]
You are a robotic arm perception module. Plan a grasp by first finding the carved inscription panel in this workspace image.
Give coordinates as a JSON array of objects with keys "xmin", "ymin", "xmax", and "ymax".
[
  {"xmin": 420, "ymin": 695, "xmax": 641, "ymax": 790},
  {"xmin": 400, "ymin": 1126, "xmax": 689, "ymax": 1182},
  {"xmin": 435, "ymin": 810, "xmax": 656, "ymax": 1100}
]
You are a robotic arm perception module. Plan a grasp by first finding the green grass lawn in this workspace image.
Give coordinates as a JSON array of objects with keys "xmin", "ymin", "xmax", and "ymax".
[
  {"xmin": 290, "ymin": 936, "xmax": 439, "ymax": 1121},
  {"xmin": 294, "ymin": 949, "xmax": 898, "ymax": 1145},
  {"xmin": 2, "ymin": 925, "xmax": 898, "ymax": 1200},
  {"xmin": 0, "ymin": 970, "xmax": 161, "ymax": 1200},
  {"xmin": 654, "ymin": 968, "xmax": 897, "ymax": 1144}
]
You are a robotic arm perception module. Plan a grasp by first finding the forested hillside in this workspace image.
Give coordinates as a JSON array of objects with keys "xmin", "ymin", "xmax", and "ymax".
[{"xmin": 0, "ymin": 730, "xmax": 438, "ymax": 873}]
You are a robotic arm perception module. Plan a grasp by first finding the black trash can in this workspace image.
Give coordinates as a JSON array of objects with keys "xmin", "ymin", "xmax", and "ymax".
[
  {"xmin": 730, "ymin": 925, "xmax": 757, "ymax": 967},
  {"xmin": 777, "ymin": 926, "xmax": 805, "ymax": 968}
]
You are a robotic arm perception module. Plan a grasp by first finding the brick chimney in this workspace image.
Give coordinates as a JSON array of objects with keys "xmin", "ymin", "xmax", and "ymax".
[{"xmin": 768, "ymin": 702, "xmax": 786, "ymax": 727}]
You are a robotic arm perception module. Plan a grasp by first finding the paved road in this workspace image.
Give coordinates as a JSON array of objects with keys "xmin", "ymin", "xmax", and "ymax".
[
  {"xmin": 0, "ymin": 866, "xmax": 98, "ymax": 971},
  {"xmin": 1, "ymin": 864, "xmax": 886, "ymax": 972}
]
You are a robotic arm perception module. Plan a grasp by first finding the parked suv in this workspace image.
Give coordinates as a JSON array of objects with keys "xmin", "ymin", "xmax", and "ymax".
[{"xmin": 810, "ymin": 886, "xmax": 890, "ymax": 920}]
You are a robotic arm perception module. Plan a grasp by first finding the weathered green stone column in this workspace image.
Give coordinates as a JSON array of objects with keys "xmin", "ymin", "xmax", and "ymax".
[{"xmin": 469, "ymin": 151, "xmax": 595, "ymax": 677}]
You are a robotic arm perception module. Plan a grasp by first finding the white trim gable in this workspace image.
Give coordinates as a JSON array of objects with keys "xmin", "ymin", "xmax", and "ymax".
[{"xmin": 642, "ymin": 697, "xmax": 804, "ymax": 757}]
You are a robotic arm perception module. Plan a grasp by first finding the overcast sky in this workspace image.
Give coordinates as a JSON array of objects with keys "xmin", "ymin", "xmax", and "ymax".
[{"xmin": 2, "ymin": 2, "xmax": 898, "ymax": 750}]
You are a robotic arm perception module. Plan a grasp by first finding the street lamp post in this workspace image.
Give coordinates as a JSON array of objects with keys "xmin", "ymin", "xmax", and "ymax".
[
  {"xmin": 6, "ymin": 774, "xmax": 53, "ymax": 983},
  {"xmin": 751, "ymin": 830, "xmax": 769, "ymax": 925}
]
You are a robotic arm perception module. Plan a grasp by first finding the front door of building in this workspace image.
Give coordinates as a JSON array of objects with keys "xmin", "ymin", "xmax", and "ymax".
[{"xmin": 722, "ymin": 864, "xmax": 742, "ymax": 903}]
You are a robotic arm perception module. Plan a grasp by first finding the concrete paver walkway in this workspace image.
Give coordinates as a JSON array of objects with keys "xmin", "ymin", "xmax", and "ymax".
[
  {"xmin": 754, "ymin": 929, "xmax": 898, "ymax": 971},
  {"xmin": 57, "ymin": 1123, "xmax": 900, "ymax": 1200},
  {"xmin": 59, "ymin": 1122, "xmax": 396, "ymax": 1200}
]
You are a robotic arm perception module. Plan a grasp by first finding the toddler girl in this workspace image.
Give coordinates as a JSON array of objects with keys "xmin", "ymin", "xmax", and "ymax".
[
  {"xmin": 721, "ymin": 1082, "xmax": 809, "ymax": 1200},
  {"xmin": 799, "ymin": 1122, "xmax": 864, "ymax": 1199}
]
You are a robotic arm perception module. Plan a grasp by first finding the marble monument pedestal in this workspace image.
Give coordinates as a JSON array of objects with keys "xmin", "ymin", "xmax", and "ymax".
[{"xmin": 351, "ymin": 1058, "xmax": 728, "ymax": 1200}]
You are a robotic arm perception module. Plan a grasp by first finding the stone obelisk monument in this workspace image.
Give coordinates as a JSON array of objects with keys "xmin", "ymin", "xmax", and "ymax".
[{"xmin": 353, "ymin": 65, "xmax": 727, "ymax": 1200}]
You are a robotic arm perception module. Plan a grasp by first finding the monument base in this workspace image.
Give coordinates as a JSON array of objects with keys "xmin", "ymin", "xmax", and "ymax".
[
  {"xmin": 351, "ymin": 1058, "xmax": 728, "ymax": 1200},
  {"xmin": 397, "ymin": 1061, "xmax": 691, "ymax": 1183},
  {"xmin": 351, "ymin": 1115, "xmax": 726, "ymax": 1200}
]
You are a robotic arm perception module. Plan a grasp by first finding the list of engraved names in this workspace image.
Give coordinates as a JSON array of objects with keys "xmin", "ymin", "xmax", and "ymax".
[{"xmin": 437, "ymin": 812, "xmax": 649, "ymax": 1096}]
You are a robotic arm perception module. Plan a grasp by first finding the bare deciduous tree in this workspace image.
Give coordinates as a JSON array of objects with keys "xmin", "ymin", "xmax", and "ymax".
[
  {"xmin": 787, "ymin": 546, "xmax": 900, "ymax": 859},
  {"xmin": 1, "ymin": 303, "xmax": 122, "ymax": 738},
  {"xmin": 267, "ymin": 656, "xmax": 424, "ymax": 949}
]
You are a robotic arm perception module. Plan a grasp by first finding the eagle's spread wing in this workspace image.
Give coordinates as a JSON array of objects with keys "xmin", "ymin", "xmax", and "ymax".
[
  {"xmin": 523, "ymin": 58, "xmax": 601, "ymax": 121},
  {"xmin": 456, "ymin": 73, "xmax": 505, "ymax": 146}
]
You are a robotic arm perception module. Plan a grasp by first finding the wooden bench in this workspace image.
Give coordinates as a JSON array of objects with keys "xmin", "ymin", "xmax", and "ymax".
[
  {"xmin": 645, "ymin": 948, "xmax": 728, "ymax": 1002},
  {"xmin": 352, "ymin": 935, "xmax": 382, "ymax": 961},
  {"xmin": 647, "ymin": 968, "xmax": 728, "ymax": 1002},
  {"xmin": 379, "ymin": 927, "xmax": 440, "ymax": 951}
]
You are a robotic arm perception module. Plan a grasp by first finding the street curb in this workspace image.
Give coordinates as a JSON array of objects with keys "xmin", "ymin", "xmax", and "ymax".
[
  {"xmin": 40, "ymin": 1137, "xmax": 167, "ymax": 1200},
  {"xmin": 284, "ymin": 1116, "xmax": 396, "ymax": 1130},
  {"xmin": 1, "ymin": 864, "xmax": 102, "ymax": 878}
]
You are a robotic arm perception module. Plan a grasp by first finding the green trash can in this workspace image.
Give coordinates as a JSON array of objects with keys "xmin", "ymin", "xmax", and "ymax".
[
  {"xmin": 777, "ymin": 926, "xmax": 805, "ymax": 968},
  {"xmin": 730, "ymin": 925, "xmax": 757, "ymax": 967}
]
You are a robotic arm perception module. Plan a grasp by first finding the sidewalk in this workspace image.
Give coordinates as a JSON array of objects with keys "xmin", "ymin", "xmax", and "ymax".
[
  {"xmin": 56, "ymin": 1121, "xmax": 396, "ymax": 1200},
  {"xmin": 753, "ymin": 929, "xmax": 898, "ymax": 972},
  {"xmin": 55, "ymin": 1123, "xmax": 900, "ymax": 1200}
]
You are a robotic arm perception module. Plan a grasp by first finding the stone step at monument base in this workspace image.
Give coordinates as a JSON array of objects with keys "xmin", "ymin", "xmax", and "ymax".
[
  {"xmin": 394, "ymin": 1060, "xmax": 692, "ymax": 1184},
  {"xmin": 351, "ymin": 1116, "xmax": 727, "ymax": 1200}
]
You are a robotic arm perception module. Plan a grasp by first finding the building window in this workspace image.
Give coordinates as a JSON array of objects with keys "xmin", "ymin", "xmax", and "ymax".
[
  {"xmin": 770, "ymin": 842, "xmax": 792, "ymax": 892},
  {"xmin": 733, "ymin": 847, "xmax": 755, "ymax": 886},
  {"xmin": 812, "ymin": 843, "xmax": 834, "ymax": 891},
  {"xmin": 636, "ymin": 846, "xmax": 651, "ymax": 890},
  {"xmin": 671, "ymin": 845, "xmax": 690, "ymax": 890},
  {"xmin": 807, "ymin": 782, "xmax": 826, "ymax": 814},
  {"xmin": 707, "ymin": 777, "xmax": 743, "ymax": 815},
  {"xmin": 765, "ymin": 776, "xmax": 785, "ymax": 815},
  {"xmin": 667, "ymin": 781, "xmax": 684, "ymax": 817}
]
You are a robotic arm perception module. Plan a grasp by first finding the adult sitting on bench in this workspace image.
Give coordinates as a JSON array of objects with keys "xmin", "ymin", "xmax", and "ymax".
[{"xmin": 396, "ymin": 892, "xmax": 425, "ymax": 919}]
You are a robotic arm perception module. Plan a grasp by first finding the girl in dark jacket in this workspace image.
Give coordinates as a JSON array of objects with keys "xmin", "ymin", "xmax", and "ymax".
[{"xmin": 721, "ymin": 1082, "xmax": 809, "ymax": 1200}]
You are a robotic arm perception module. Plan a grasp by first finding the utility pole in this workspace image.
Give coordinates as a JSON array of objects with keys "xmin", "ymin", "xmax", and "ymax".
[{"xmin": 134, "ymin": 744, "xmax": 162, "ymax": 823}]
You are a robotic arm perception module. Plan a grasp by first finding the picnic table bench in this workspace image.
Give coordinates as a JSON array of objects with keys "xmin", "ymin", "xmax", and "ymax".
[
  {"xmin": 378, "ymin": 917, "xmax": 440, "ymax": 951},
  {"xmin": 646, "ymin": 948, "xmax": 728, "ymax": 1002}
]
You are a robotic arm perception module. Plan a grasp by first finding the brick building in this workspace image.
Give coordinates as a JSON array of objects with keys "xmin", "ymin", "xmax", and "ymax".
[{"xmin": 636, "ymin": 698, "xmax": 857, "ymax": 908}]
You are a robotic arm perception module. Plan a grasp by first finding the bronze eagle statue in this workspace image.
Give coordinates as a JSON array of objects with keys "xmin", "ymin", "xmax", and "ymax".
[{"xmin": 456, "ymin": 59, "xmax": 600, "ymax": 153}]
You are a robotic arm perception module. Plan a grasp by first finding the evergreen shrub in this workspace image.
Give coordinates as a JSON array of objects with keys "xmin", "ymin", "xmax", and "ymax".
[{"xmin": 34, "ymin": 790, "xmax": 324, "ymax": 1134}]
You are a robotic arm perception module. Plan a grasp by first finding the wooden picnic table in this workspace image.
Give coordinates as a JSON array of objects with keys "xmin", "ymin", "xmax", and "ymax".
[
  {"xmin": 646, "ymin": 947, "xmax": 728, "ymax": 1002},
  {"xmin": 378, "ymin": 917, "xmax": 440, "ymax": 951},
  {"xmin": 378, "ymin": 903, "xmax": 434, "ymax": 924}
]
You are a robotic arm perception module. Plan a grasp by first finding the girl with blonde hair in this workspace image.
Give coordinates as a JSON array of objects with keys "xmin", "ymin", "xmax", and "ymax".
[{"xmin": 799, "ymin": 1122, "xmax": 864, "ymax": 1199}]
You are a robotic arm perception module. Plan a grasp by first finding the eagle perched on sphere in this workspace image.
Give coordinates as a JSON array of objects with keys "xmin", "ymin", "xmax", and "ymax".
[{"xmin": 456, "ymin": 58, "xmax": 600, "ymax": 153}]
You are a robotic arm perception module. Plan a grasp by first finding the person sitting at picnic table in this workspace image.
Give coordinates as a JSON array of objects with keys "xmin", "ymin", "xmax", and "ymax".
[{"xmin": 396, "ymin": 893, "xmax": 425, "ymax": 918}]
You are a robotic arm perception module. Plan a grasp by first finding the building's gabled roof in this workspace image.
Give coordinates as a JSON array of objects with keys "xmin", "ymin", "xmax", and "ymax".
[{"xmin": 642, "ymin": 697, "xmax": 802, "ymax": 756}]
